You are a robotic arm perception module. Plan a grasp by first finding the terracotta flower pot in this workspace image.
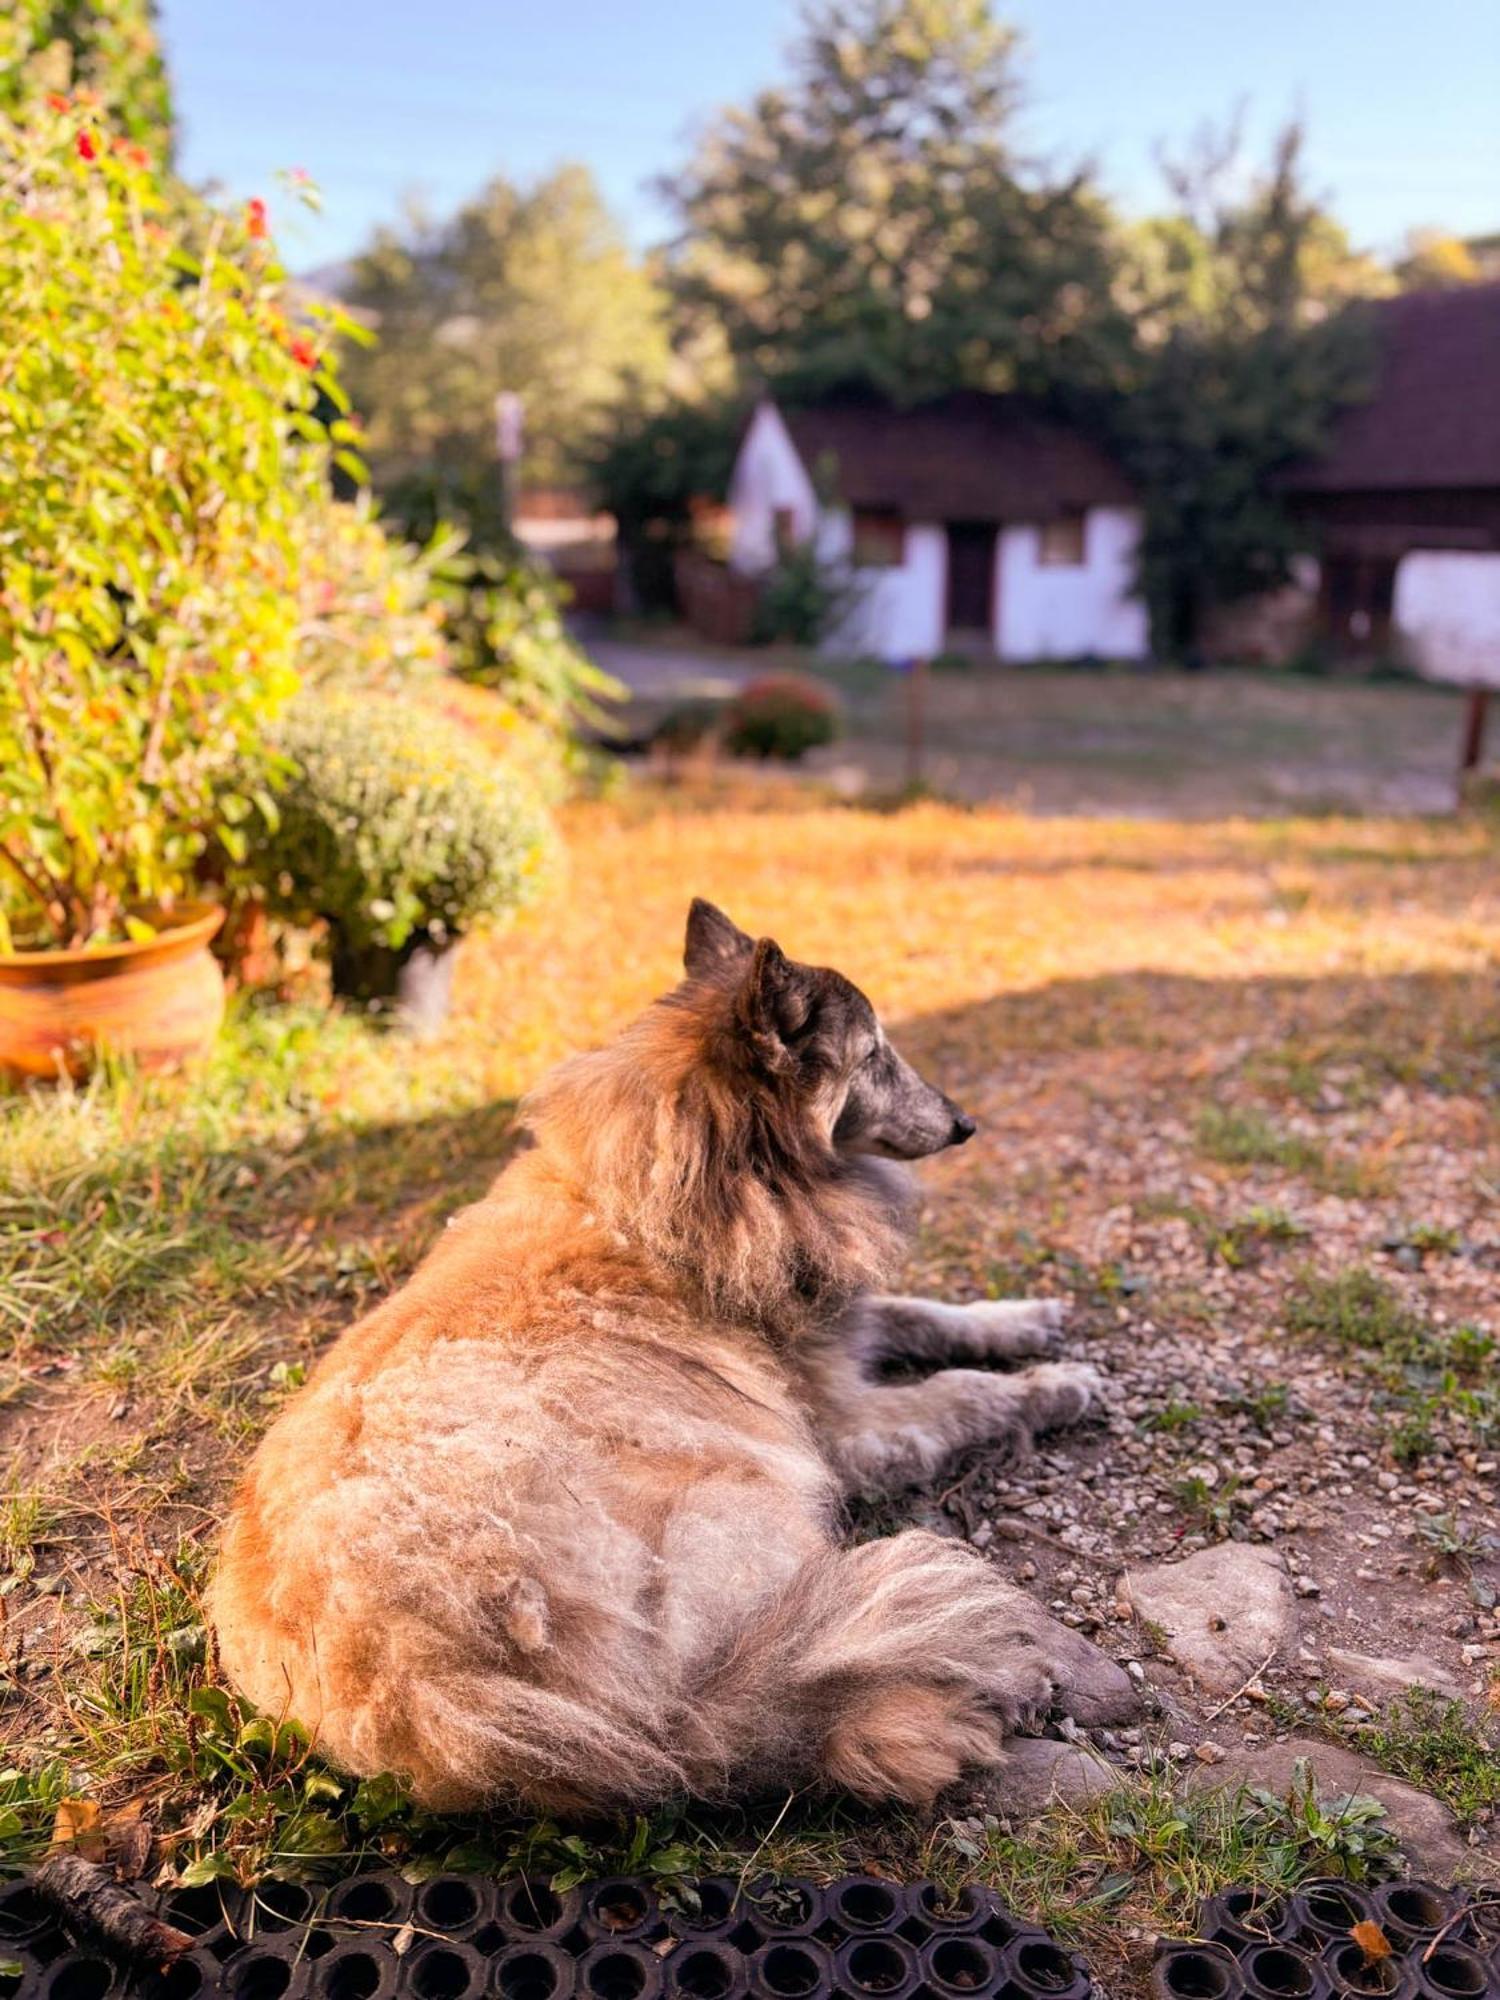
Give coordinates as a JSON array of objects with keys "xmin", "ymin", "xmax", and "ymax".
[{"xmin": 0, "ymin": 904, "xmax": 226, "ymax": 1081}]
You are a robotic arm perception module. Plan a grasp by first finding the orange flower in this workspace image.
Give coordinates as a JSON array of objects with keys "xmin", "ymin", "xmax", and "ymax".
[
  {"xmin": 290, "ymin": 338, "xmax": 317, "ymax": 369},
  {"xmin": 46, "ymin": 93, "xmax": 69, "ymax": 113},
  {"xmin": 247, "ymin": 197, "xmax": 268, "ymax": 240}
]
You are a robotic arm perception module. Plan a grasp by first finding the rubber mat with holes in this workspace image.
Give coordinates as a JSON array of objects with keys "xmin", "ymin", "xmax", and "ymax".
[
  {"xmin": 1, "ymin": 1871, "xmax": 1095, "ymax": 1999},
  {"xmin": 1151, "ymin": 1880, "xmax": 1500, "ymax": 2000}
]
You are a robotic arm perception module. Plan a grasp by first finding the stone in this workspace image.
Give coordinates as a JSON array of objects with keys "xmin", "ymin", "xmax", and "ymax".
[
  {"xmin": 1324, "ymin": 1647, "xmax": 1467, "ymax": 1702},
  {"xmin": 978, "ymin": 1736, "xmax": 1126, "ymax": 1814},
  {"xmin": 1120, "ymin": 1544, "xmax": 1296, "ymax": 1693},
  {"xmin": 1186, "ymin": 1736, "xmax": 1496, "ymax": 1883}
]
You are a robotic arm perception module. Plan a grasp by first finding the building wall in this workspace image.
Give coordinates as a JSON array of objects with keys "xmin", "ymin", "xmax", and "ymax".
[
  {"xmin": 821, "ymin": 514, "xmax": 949, "ymax": 660},
  {"xmin": 727, "ymin": 404, "xmax": 820, "ymax": 572},
  {"xmin": 994, "ymin": 508, "xmax": 1150, "ymax": 661},
  {"xmin": 728, "ymin": 406, "xmax": 1149, "ymax": 663},
  {"xmin": 1394, "ymin": 551, "xmax": 1500, "ymax": 687}
]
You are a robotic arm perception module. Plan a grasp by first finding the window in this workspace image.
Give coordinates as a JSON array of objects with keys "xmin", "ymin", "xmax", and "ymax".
[
  {"xmin": 851, "ymin": 507, "xmax": 905, "ymax": 568},
  {"xmin": 1038, "ymin": 509, "xmax": 1087, "ymax": 567},
  {"xmin": 772, "ymin": 506, "xmax": 799, "ymax": 554}
]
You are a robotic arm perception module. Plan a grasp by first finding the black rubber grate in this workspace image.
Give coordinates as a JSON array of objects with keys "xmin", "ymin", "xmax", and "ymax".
[
  {"xmin": 1153, "ymin": 1880, "xmax": 1500, "ymax": 2000},
  {"xmin": 1, "ymin": 1871, "xmax": 1093, "ymax": 1999}
]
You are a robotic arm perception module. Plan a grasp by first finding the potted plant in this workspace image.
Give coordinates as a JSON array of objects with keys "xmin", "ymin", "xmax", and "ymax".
[
  {"xmin": 254, "ymin": 692, "xmax": 551, "ymax": 1034},
  {"xmin": 0, "ymin": 97, "xmax": 353, "ymax": 1077}
]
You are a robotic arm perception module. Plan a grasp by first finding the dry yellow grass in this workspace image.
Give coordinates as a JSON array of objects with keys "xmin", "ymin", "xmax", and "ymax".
[
  {"xmin": 3, "ymin": 780, "xmax": 1499, "ymax": 1907},
  {"xmin": 458, "ymin": 789, "xmax": 1500, "ymax": 1090}
]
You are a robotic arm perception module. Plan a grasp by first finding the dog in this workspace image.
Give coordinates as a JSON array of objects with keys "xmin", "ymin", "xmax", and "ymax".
[{"xmin": 210, "ymin": 899, "xmax": 1132, "ymax": 1812}]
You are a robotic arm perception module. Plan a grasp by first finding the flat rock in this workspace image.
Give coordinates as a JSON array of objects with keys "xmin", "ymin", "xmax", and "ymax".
[
  {"xmin": 1121, "ymin": 1544, "xmax": 1294, "ymax": 1694},
  {"xmin": 1323, "ymin": 1647, "xmax": 1467, "ymax": 1702},
  {"xmin": 979, "ymin": 1736, "xmax": 1126, "ymax": 1814},
  {"xmin": 1186, "ymin": 1737, "xmax": 1496, "ymax": 1882}
]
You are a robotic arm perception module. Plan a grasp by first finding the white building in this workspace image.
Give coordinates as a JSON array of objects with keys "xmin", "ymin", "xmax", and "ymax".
[
  {"xmin": 1282, "ymin": 282, "xmax": 1500, "ymax": 687},
  {"xmin": 727, "ymin": 393, "xmax": 1150, "ymax": 663}
]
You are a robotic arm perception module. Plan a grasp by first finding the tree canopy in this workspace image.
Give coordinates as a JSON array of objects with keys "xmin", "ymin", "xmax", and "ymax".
[
  {"xmin": 659, "ymin": 0, "xmax": 1130, "ymax": 403},
  {"xmin": 1114, "ymin": 121, "xmax": 1389, "ymax": 648},
  {"xmin": 339, "ymin": 164, "xmax": 672, "ymax": 506}
]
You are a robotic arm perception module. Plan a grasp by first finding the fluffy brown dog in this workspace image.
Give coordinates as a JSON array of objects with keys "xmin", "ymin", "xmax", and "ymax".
[{"xmin": 211, "ymin": 901, "xmax": 1133, "ymax": 1811}]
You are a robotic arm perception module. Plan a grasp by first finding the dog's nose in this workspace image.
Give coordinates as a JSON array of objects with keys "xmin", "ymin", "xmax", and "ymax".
[{"xmin": 949, "ymin": 1112, "xmax": 977, "ymax": 1145}]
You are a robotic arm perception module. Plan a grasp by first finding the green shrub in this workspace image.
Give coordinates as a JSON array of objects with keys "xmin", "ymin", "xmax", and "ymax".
[
  {"xmin": 0, "ymin": 95, "xmax": 358, "ymax": 950},
  {"xmin": 294, "ymin": 495, "xmax": 449, "ymax": 695},
  {"xmin": 439, "ymin": 552, "xmax": 621, "ymax": 738},
  {"xmin": 257, "ymin": 693, "xmax": 551, "ymax": 955},
  {"xmin": 723, "ymin": 674, "xmax": 841, "ymax": 761},
  {"xmin": 752, "ymin": 542, "xmax": 861, "ymax": 646}
]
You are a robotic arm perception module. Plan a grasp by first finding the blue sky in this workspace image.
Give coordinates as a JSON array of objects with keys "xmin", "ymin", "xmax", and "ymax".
[{"xmin": 158, "ymin": 0, "xmax": 1499, "ymax": 271}]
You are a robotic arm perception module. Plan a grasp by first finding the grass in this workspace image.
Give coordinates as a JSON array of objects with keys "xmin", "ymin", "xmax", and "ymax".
[
  {"xmin": 3, "ymin": 781, "xmax": 1499, "ymax": 1970},
  {"xmin": 1362, "ymin": 1690, "xmax": 1500, "ymax": 1829},
  {"xmin": 712, "ymin": 650, "xmax": 1475, "ymax": 818},
  {"xmin": 1284, "ymin": 1268, "xmax": 1500, "ymax": 1464},
  {"xmin": 1193, "ymin": 1108, "xmax": 1388, "ymax": 1198}
]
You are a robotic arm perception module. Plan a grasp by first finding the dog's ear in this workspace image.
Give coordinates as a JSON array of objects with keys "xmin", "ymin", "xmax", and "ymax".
[
  {"xmin": 736, "ymin": 937, "xmax": 815, "ymax": 1072},
  {"xmin": 685, "ymin": 897, "xmax": 753, "ymax": 976}
]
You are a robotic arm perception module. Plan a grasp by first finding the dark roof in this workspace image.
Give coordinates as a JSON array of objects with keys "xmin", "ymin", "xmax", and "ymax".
[
  {"xmin": 1284, "ymin": 282, "xmax": 1500, "ymax": 494},
  {"xmin": 777, "ymin": 391, "xmax": 1136, "ymax": 519}
]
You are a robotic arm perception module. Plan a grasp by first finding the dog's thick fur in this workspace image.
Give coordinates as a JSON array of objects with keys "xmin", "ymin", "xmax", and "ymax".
[{"xmin": 211, "ymin": 902, "xmax": 1130, "ymax": 1812}]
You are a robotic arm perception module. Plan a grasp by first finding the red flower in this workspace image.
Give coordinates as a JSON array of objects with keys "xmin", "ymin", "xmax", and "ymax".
[
  {"xmin": 290, "ymin": 338, "xmax": 317, "ymax": 370},
  {"xmin": 76, "ymin": 130, "xmax": 97, "ymax": 162},
  {"xmin": 247, "ymin": 197, "xmax": 268, "ymax": 240},
  {"xmin": 46, "ymin": 93, "xmax": 69, "ymax": 113}
]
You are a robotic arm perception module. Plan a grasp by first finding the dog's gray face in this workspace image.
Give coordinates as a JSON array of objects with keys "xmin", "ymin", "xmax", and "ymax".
[{"xmin": 683, "ymin": 898, "xmax": 976, "ymax": 1161}]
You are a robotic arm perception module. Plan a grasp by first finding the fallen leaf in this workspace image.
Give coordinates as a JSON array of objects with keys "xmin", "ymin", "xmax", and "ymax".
[
  {"xmin": 1351, "ymin": 1922, "xmax": 1392, "ymax": 1963},
  {"xmin": 51, "ymin": 1797, "xmax": 106, "ymax": 1861}
]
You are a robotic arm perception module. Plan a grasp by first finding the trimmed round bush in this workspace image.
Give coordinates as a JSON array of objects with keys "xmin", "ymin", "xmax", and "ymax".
[
  {"xmin": 723, "ymin": 674, "xmax": 840, "ymax": 762},
  {"xmin": 258, "ymin": 693, "xmax": 551, "ymax": 957}
]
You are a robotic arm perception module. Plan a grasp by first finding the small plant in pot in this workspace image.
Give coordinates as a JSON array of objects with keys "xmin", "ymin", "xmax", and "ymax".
[
  {"xmin": 254, "ymin": 692, "xmax": 551, "ymax": 1033},
  {"xmin": 0, "ymin": 101, "xmax": 346, "ymax": 1078}
]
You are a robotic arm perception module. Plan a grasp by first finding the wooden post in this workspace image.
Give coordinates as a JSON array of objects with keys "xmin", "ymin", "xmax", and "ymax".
[
  {"xmin": 906, "ymin": 655, "xmax": 928, "ymax": 792},
  {"xmin": 1460, "ymin": 687, "xmax": 1489, "ymax": 775}
]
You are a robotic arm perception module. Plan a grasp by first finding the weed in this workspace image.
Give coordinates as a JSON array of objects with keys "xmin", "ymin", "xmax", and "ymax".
[
  {"xmin": 1285, "ymin": 1269, "xmax": 1499, "ymax": 1463},
  {"xmin": 932, "ymin": 1759, "xmax": 1397, "ymax": 1988},
  {"xmin": 1385, "ymin": 1222, "xmax": 1462, "ymax": 1261},
  {"xmin": 1413, "ymin": 1511, "xmax": 1497, "ymax": 1577},
  {"xmin": 1223, "ymin": 1380, "xmax": 1298, "ymax": 1431},
  {"xmin": 1173, "ymin": 1472, "xmax": 1245, "ymax": 1537},
  {"xmin": 1140, "ymin": 1400, "xmax": 1204, "ymax": 1434},
  {"xmin": 1212, "ymin": 1205, "xmax": 1311, "ymax": 1267},
  {"xmin": 1363, "ymin": 1690, "xmax": 1500, "ymax": 1829},
  {"xmin": 1285, "ymin": 1268, "xmax": 1426, "ymax": 1355},
  {"xmin": 1196, "ymin": 1105, "xmax": 1326, "ymax": 1176},
  {"xmin": 0, "ymin": 1488, "xmax": 53, "ymax": 1574}
]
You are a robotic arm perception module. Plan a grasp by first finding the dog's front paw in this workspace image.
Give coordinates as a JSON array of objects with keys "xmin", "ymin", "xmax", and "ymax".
[
  {"xmin": 965, "ymin": 1296, "xmax": 1069, "ymax": 1356},
  {"xmin": 1019, "ymin": 1358, "xmax": 1104, "ymax": 1427}
]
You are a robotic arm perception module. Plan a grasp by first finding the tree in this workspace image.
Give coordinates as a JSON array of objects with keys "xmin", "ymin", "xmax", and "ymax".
[
  {"xmin": 1, "ymin": 0, "xmax": 174, "ymax": 163},
  {"xmin": 1113, "ymin": 121, "xmax": 1390, "ymax": 652},
  {"xmin": 1395, "ymin": 229, "xmax": 1484, "ymax": 290},
  {"xmin": 339, "ymin": 164, "xmax": 672, "ymax": 520},
  {"xmin": 659, "ymin": 0, "xmax": 1130, "ymax": 404}
]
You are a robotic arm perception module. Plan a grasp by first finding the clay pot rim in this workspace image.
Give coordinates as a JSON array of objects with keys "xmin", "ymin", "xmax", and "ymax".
[{"xmin": 0, "ymin": 902, "xmax": 224, "ymax": 974}]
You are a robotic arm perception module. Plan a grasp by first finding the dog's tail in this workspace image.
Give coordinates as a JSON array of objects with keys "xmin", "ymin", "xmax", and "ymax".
[
  {"xmin": 312, "ymin": 1533, "xmax": 1065, "ymax": 1814},
  {"xmin": 675, "ymin": 1530, "xmax": 1055, "ymax": 1807}
]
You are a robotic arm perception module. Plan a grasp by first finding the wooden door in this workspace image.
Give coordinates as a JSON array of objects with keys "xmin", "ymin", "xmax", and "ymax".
[{"xmin": 946, "ymin": 521, "xmax": 997, "ymax": 634}]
